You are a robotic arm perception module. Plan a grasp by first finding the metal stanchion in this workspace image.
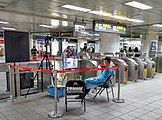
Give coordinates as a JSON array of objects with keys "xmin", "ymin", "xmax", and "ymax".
[
  {"xmin": 48, "ymin": 70, "xmax": 63, "ymax": 118},
  {"xmin": 9, "ymin": 66, "xmax": 15, "ymax": 101},
  {"xmin": 113, "ymin": 67, "xmax": 124, "ymax": 103}
]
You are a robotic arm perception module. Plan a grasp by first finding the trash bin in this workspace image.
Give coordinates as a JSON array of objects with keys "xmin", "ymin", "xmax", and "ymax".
[
  {"xmin": 133, "ymin": 58, "xmax": 148, "ymax": 80},
  {"xmin": 112, "ymin": 58, "xmax": 128, "ymax": 84},
  {"xmin": 122, "ymin": 58, "xmax": 139, "ymax": 81}
]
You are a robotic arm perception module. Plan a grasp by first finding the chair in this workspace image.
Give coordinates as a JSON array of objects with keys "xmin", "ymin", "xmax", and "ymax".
[
  {"xmin": 65, "ymin": 80, "xmax": 86, "ymax": 112},
  {"xmin": 93, "ymin": 74, "xmax": 115, "ymax": 101}
]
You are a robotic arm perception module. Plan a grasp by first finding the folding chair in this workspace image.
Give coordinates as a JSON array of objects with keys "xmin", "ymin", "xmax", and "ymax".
[
  {"xmin": 65, "ymin": 80, "xmax": 86, "ymax": 112},
  {"xmin": 93, "ymin": 74, "xmax": 115, "ymax": 101}
]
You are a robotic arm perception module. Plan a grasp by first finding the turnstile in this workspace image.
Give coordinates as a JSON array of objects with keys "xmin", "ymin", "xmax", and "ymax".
[
  {"xmin": 133, "ymin": 58, "xmax": 148, "ymax": 79},
  {"xmin": 122, "ymin": 58, "xmax": 139, "ymax": 81},
  {"xmin": 145, "ymin": 59, "xmax": 155, "ymax": 78},
  {"xmin": 156, "ymin": 53, "xmax": 162, "ymax": 73},
  {"xmin": 112, "ymin": 58, "xmax": 128, "ymax": 84}
]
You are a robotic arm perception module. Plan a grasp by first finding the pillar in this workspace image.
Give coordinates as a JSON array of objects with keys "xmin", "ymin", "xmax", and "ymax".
[
  {"xmin": 141, "ymin": 33, "xmax": 158, "ymax": 57},
  {"xmin": 100, "ymin": 33, "xmax": 120, "ymax": 54}
]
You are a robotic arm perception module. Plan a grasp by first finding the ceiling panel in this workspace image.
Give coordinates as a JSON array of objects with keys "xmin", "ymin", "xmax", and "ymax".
[
  {"xmin": 0, "ymin": 0, "xmax": 161, "ymax": 32},
  {"xmin": 5, "ymin": 0, "xmax": 62, "ymax": 12},
  {"xmin": 68, "ymin": 0, "xmax": 119, "ymax": 11}
]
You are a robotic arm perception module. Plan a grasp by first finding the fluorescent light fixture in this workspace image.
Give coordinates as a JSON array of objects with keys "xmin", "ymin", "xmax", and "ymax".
[
  {"xmin": 2, "ymin": 27, "xmax": 16, "ymax": 30},
  {"xmin": 128, "ymin": 18, "xmax": 144, "ymax": 23},
  {"xmin": 51, "ymin": 19, "xmax": 59, "ymax": 27},
  {"xmin": 62, "ymin": 21, "xmax": 68, "ymax": 26},
  {"xmin": 52, "ymin": 13, "xmax": 60, "ymax": 17},
  {"xmin": 62, "ymin": 15, "xmax": 68, "ymax": 26},
  {"xmin": 111, "ymin": 15, "xmax": 144, "ymax": 23},
  {"xmin": 125, "ymin": 1, "xmax": 152, "ymax": 10},
  {"xmin": 94, "ymin": 33, "xmax": 99, "ymax": 36},
  {"xmin": 0, "ymin": 21, "xmax": 9, "ymax": 24},
  {"xmin": 38, "ymin": 24, "xmax": 53, "ymax": 28},
  {"xmin": 86, "ymin": 37, "xmax": 91, "ymax": 40},
  {"xmin": 111, "ymin": 15, "xmax": 129, "ymax": 20},
  {"xmin": 61, "ymin": 4, "xmax": 91, "ymax": 12},
  {"xmin": 153, "ymin": 24, "xmax": 162, "ymax": 27},
  {"xmin": 62, "ymin": 15, "xmax": 67, "ymax": 18},
  {"xmin": 89, "ymin": 11, "xmax": 112, "ymax": 16},
  {"xmin": 89, "ymin": 10, "xmax": 144, "ymax": 23}
]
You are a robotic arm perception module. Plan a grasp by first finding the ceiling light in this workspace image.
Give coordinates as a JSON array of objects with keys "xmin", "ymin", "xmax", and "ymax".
[
  {"xmin": 62, "ymin": 15, "xmax": 68, "ymax": 26},
  {"xmin": 0, "ymin": 21, "xmax": 9, "ymax": 24},
  {"xmin": 153, "ymin": 24, "xmax": 162, "ymax": 27},
  {"xmin": 86, "ymin": 37, "xmax": 91, "ymax": 40},
  {"xmin": 2, "ymin": 27, "xmax": 16, "ymax": 30},
  {"xmin": 128, "ymin": 18, "xmax": 144, "ymax": 23},
  {"xmin": 89, "ymin": 10, "xmax": 144, "ymax": 23},
  {"xmin": 111, "ymin": 15, "xmax": 129, "ymax": 20},
  {"xmin": 62, "ymin": 21, "xmax": 68, "ymax": 26},
  {"xmin": 52, "ymin": 13, "xmax": 60, "ymax": 17},
  {"xmin": 89, "ymin": 11, "xmax": 112, "ymax": 16},
  {"xmin": 38, "ymin": 24, "xmax": 53, "ymax": 28},
  {"xmin": 62, "ymin": 15, "xmax": 67, "ymax": 18},
  {"xmin": 125, "ymin": 1, "xmax": 152, "ymax": 10},
  {"xmin": 51, "ymin": 19, "xmax": 59, "ymax": 27},
  {"xmin": 61, "ymin": 4, "xmax": 91, "ymax": 12},
  {"xmin": 94, "ymin": 33, "xmax": 99, "ymax": 36}
]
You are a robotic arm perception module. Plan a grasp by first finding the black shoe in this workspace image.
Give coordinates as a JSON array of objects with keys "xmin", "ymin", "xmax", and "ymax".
[{"xmin": 75, "ymin": 95, "xmax": 83, "ymax": 99}]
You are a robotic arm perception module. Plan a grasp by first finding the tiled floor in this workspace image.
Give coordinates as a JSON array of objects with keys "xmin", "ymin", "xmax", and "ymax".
[{"xmin": 0, "ymin": 73, "xmax": 162, "ymax": 120}]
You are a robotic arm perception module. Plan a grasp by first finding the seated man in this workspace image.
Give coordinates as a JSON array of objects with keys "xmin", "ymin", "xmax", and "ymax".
[{"xmin": 76, "ymin": 57, "xmax": 114, "ymax": 99}]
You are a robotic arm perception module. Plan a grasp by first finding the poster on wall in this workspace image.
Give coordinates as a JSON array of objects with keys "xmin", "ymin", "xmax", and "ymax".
[{"xmin": 149, "ymin": 41, "xmax": 157, "ymax": 58}]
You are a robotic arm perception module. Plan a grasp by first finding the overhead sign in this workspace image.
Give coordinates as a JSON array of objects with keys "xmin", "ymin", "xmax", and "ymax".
[
  {"xmin": 93, "ymin": 20, "xmax": 126, "ymax": 34},
  {"xmin": 33, "ymin": 35, "xmax": 45, "ymax": 40},
  {"xmin": 75, "ymin": 24, "xmax": 85, "ymax": 32},
  {"xmin": 52, "ymin": 31, "xmax": 73, "ymax": 37}
]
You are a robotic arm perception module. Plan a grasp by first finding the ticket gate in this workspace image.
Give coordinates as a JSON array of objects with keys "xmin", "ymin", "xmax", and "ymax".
[
  {"xmin": 133, "ymin": 58, "xmax": 148, "ymax": 79},
  {"xmin": 122, "ymin": 58, "xmax": 139, "ymax": 81},
  {"xmin": 152, "ymin": 61, "xmax": 156, "ymax": 75},
  {"xmin": 156, "ymin": 53, "xmax": 162, "ymax": 73},
  {"xmin": 145, "ymin": 59, "xmax": 155, "ymax": 78},
  {"xmin": 112, "ymin": 58, "xmax": 128, "ymax": 84}
]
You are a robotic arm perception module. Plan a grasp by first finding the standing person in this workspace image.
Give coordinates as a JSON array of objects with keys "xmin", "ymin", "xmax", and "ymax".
[
  {"xmin": 31, "ymin": 45, "xmax": 37, "ymax": 60},
  {"xmin": 75, "ymin": 57, "xmax": 114, "ymax": 99},
  {"xmin": 83, "ymin": 43, "xmax": 87, "ymax": 52},
  {"xmin": 65, "ymin": 46, "xmax": 73, "ymax": 58},
  {"xmin": 127, "ymin": 47, "xmax": 134, "ymax": 57},
  {"xmin": 134, "ymin": 47, "xmax": 140, "ymax": 57}
]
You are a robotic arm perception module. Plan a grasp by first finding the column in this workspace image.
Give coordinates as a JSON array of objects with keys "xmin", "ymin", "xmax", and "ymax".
[
  {"xmin": 100, "ymin": 33, "xmax": 120, "ymax": 54},
  {"xmin": 141, "ymin": 33, "xmax": 158, "ymax": 57}
]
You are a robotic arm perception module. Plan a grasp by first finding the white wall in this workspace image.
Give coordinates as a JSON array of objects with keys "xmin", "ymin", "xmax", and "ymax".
[{"xmin": 100, "ymin": 33, "xmax": 120, "ymax": 54}]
